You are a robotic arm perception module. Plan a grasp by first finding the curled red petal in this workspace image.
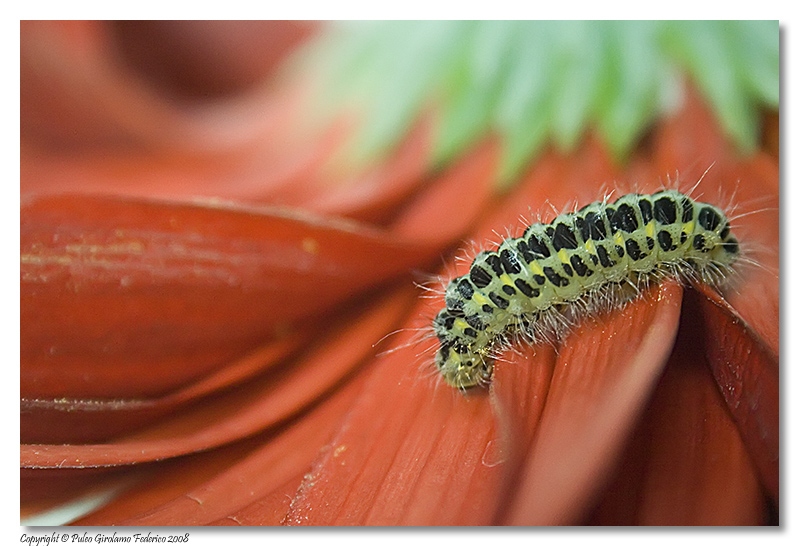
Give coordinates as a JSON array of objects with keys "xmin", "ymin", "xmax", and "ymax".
[
  {"xmin": 502, "ymin": 281, "xmax": 683, "ymax": 525},
  {"xmin": 79, "ymin": 371, "xmax": 369, "ymax": 526},
  {"xmin": 487, "ymin": 346, "xmax": 557, "ymax": 521},
  {"xmin": 21, "ymin": 287, "xmax": 415, "ymax": 468},
  {"xmin": 588, "ymin": 291, "xmax": 769, "ymax": 525},
  {"xmin": 21, "ymin": 21, "xmax": 307, "ymax": 154},
  {"xmin": 21, "ymin": 330, "xmax": 306, "ymax": 444},
  {"xmin": 691, "ymin": 284, "xmax": 779, "ymax": 503},
  {"xmin": 111, "ymin": 21, "xmax": 316, "ymax": 99},
  {"xmin": 21, "ymin": 194, "xmax": 433, "ymax": 399}
]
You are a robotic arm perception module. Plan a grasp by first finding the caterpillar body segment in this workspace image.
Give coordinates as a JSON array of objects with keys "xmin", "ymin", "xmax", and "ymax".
[{"xmin": 433, "ymin": 190, "xmax": 740, "ymax": 389}]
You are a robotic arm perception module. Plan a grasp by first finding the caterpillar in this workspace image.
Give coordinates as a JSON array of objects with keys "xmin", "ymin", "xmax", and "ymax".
[{"xmin": 432, "ymin": 189, "xmax": 740, "ymax": 389}]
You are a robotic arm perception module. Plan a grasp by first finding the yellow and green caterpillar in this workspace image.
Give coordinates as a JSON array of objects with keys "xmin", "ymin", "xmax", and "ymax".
[{"xmin": 433, "ymin": 190, "xmax": 740, "ymax": 389}]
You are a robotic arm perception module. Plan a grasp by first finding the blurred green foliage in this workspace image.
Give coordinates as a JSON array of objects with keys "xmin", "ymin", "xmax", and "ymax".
[{"xmin": 303, "ymin": 21, "xmax": 779, "ymax": 187}]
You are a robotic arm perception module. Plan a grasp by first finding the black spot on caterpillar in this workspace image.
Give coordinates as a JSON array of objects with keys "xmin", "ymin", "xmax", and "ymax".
[{"xmin": 433, "ymin": 190, "xmax": 740, "ymax": 389}]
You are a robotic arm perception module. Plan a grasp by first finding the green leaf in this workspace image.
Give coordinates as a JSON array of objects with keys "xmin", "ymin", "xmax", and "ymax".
[
  {"xmin": 494, "ymin": 23, "xmax": 559, "ymax": 185},
  {"xmin": 298, "ymin": 21, "xmax": 780, "ymax": 187},
  {"xmin": 346, "ymin": 21, "xmax": 467, "ymax": 167},
  {"xmin": 549, "ymin": 21, "xmax": 609, "ymax": 151},
  {"xmin": 433, "ymin": 20, "xmax": 521, "ymax": 167},
  {"xmin": 595, "ymin": 21, "xmax": 665, "ymax": 160},
  {"xmin": 726, "ymin": 20, "xmax": 780, "ymax": 107}
]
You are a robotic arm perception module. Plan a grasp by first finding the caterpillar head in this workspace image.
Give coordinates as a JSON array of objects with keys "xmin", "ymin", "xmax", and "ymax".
[
  {"xmin": 433, "ymin": 309, "xmax": 493, "ymax": 389},
  {"xmin": 434, "ymin": 342, "xmax": 494, "ymax": 389}
]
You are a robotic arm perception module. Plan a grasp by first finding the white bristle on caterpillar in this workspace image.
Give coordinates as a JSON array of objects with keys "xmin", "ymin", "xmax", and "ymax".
[{"xmin": 432, "ymin": 189, "xmax": 741, "ymax": 389}]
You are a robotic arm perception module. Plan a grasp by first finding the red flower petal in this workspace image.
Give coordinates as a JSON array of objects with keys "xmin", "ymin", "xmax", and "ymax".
[
  {"xmin": 22, "ymin": 287, "xmax": 414, "ymax": 470},
  {"xmin": 488, "ymin": 345, "xmax": 557, "ymax": 508},
  {"xmin": 588, "ymin": 290, "xmax": 769, "ymax": 525},
  {"xmin": 691, "ymin": 284, "xmax": 779, "ymax": 502},
  {"xmin": 72, "ymin": 371, "xmax": 366, "ymax": 525},
  {"xmin": 111, "ymin": 21, "xmax": 315, "ymax": 98},
  {"xmin": 22, "ymin": 21, "xmax": 314, "ymax": 152},
  {"xmin": 501, "ymin": 281, "xmax": 683, "ymax": 525},
  {"xmin": 21, "ymin": 194, "xmax": 433, "ymax": 399},
  {"xmin": 21, "ymin": 330, "xmax": 306, "ymax": 444}
]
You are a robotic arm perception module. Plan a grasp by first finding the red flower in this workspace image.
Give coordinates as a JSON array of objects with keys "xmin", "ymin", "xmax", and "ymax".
[{"xmin": 21, "ymin": 21, "xmax": 778, "ymax": 526}]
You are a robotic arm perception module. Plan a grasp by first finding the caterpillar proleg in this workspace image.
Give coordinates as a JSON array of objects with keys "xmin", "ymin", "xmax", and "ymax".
[{"xmin": 433, "ymin": 190, "xmax": 740, "ymax": 389}]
